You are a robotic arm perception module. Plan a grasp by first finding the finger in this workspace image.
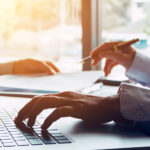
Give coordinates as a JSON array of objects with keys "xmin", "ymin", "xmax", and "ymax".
[
  {"xmin": 104, "ymin": 59, "xmax": 112, "ymax": 76},
  {"xmin": 46, "ymin": 61, "xmax": 60, "ymax": 73},
  {"xmin": 15, "ymin": 92, "xmax": 61, "ymax": 125},
  {"xmin": 91, "ymin": 57, "xmax": 102, "ymax": 66},
  {"xmin": 15, "ymin": 96, "xmax": 41, "ymax": 124},
  {"xmin": 41, "ymin": 106, "xmax": 75, "ymax": 130},
  {"xmin": 27, "ymin": 96, "xmax": 76, "ymax": 127},
  {"xmin": 91, "ymin": 50, "xmax": 117, "ymax": 66},
  {"xmin": 104, "ymin": 59, "xmax": 117, "ymax": 76},
  {"xmin": 92, "ymin": 50, "xmax": 119, "ymax": 66},
  {"xmin": 92, "ymin": 50, "xmax": 126, "ymax": 67},
  {"xmin": 97, "ymin": 50, "xmax": 125, "ymax": 64},
  {"xmin": 41, "ymin": 62, "xmax": 55, "ymax": 75}
]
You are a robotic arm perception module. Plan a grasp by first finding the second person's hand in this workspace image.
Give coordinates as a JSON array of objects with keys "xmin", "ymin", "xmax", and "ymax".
[
  {"xmin": 12, "ymin": 58, "xmax": 60, "ymax": 75},
  {"xmin": 90, "ymin": 42, "xmax": 136, "ymax": 76}
]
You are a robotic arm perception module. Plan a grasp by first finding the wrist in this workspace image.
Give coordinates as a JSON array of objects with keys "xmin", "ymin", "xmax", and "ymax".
[
  {"xmin": 109, "ymin": 95, "xmax": 134, "ymax": 125},
  {"xmin": 107, "ymin": 95, "xmax": 120, "ymax": 119}
]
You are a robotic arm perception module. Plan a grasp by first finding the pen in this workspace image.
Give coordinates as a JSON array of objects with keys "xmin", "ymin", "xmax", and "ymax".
[{"xmin": 80, "ymin": 38, "xmax": 139, "ymax": 64}]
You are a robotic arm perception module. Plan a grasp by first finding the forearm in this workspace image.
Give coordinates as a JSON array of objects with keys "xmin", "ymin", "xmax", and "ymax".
[{"xmin": 0, "ymin": 61, "xmax": 14, "ymax": 75}]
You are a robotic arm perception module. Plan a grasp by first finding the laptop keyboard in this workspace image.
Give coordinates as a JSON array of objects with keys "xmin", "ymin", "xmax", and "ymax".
[{"xmin": 0, "ymin": 109, "xmax": 71, "ymax": 147}]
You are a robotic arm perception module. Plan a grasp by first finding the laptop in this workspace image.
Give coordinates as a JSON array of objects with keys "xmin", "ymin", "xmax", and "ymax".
[{"xmin": 0, "ymin": 87, "xmax": 150, "ymax": 150}]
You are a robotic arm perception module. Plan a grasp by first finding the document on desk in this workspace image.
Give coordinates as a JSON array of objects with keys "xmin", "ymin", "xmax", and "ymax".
[{"xmin": 0, "ymin": 71, "xmax": 102, "ymax": 92}]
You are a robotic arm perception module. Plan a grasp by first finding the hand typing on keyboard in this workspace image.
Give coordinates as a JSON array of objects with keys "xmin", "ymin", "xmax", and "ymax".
[
  {"xmin": 0, "ymin": 109, "xmax": 71, "ymax": 147},
  {"xmin": 15, "ymin": 92, "xmax": 130, "ymax": 130}
]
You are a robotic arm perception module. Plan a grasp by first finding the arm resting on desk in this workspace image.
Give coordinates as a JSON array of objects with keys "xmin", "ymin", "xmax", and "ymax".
[
  {"xmin": 0, "ymin": 62, "xmax": 13, "ymax": 75},
  {"xmin": 0, "ymin": 59, "xmax": 60, "ymax": 75}
]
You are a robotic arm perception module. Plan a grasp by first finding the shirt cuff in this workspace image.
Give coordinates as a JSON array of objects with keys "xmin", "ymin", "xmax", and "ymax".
[
  {"xmin": 0, "ymin": 62, "xmax": 14, "ymax": 75},
  {"xmin": 126, "ymin": 51, "xmax": 150, "ymax": 86},
  {"xmin": 119, "ymin": 82, "xmax": 150, "ymax": 121}
]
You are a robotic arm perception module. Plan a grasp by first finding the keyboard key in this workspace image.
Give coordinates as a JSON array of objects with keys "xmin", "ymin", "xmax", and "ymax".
[
  {"xmin": 0, "ymin": 142, "xmax": 2, "ymax": 147},
  {"xmin": 0, "ymin": 131, "xmax": 8, "ymax": 134},
  {"xmin": 2, "ymin": 139, "xmax": 14, "ymax": 143},
  {"xmin": 13, "ymin": 137, "xmax": 26, "ymax": 141},
  {"xmin": 0, "ymin": 127, "xmax": 5, "ymax": 131},
  {"xmin": 25, "ymin": 135, "xmax": 38, "ymax": 139},
  {"xmin": 34, "ymin": 128, "xmax": 42, "ymax": 132},
  {"xmin": 54, "ymin": 136, "xmax": 68, "ymax": 140},
  {"xmin": 10, "ymin": 131, "xmax": 22, "ymax": 135},
  {"xmin": 35, "ymin": 130, "xmax": 42, "ymax": 134},
  {"xmin": 11, "ymin": 134, "xmax": 24, "ymax": 138},
  {"xmin": 40, "ymin": 131, "xmax": 56, "ymax": 144},
  {"xmin": 0, "ymin": 136, "xmax": 12, "ymax": 140},
  {"xmin": 5, "ymin": 124, "xmax": 16, "ymax": 127},
  {"xmin": 3, "ymin": 142, "xmax": 16, "ymax": 147},
  {"xmin": 0, "ymin": 109, "xmax": 69, "ymax": 147},
  {"xmin": 36, "ymin": 132, "xmax": 42, "ymax": 136},
  {"xmin": 28, "ymin": 138, "xmax": 43, "ymax": 145},
  {"xmin": 0, "ymin": 134, "xmax": 11, "ymax": 138},
  {"xmin": 50, "ymin": 133, "xmax": 63, "ymax": 137},
  {"xmin": 40, "ymin": 136, "xmax": 56, "ymax": 144},
  {"xmin": 7, "ymin": 128, "xmax": 20, "ymax": 132},
  {"xmin": 16, "ymin": 140, "xmax": 29, "ymax": 146},
  {"xmin": 3, "ymin": 121, "xmax": 14, "ymax": 124},
  {"xmin": 23, "ymin": 132, "xmax": 34, "ymax": 136},
  {"xmin": 57, "ymin": 139, "xmax": 71, "ymax": 144}
]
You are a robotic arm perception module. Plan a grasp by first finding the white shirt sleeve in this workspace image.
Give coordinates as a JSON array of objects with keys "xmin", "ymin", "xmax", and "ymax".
[
  {"xmin": 119, "ymin": 51, "xmax": 150, "ymax": 122},
  {"xmin": 120, "ymin": 82, "xmax": 150, "ymax": 121},
  {"xmin": 0, "ymin": 62, "xmax": 14, "ymax": 75},
  {"xmin": 126, "ymin": 51, "xmax": 150, "ymax": 87}
]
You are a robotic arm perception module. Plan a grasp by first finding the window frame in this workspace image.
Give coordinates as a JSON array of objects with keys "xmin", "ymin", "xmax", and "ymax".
[{"xmin": 82, "ymin": 0, "xmax": 103, "ymax": 71}]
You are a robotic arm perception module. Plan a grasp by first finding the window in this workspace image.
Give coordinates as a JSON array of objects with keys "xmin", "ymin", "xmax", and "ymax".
[
  {"xmin": 101, "ymin": 0, "xmax": 150, "ymax": 78},
  {"xmin": 0, "ymin": 0, "xmax": 82, "ymax": 72}
]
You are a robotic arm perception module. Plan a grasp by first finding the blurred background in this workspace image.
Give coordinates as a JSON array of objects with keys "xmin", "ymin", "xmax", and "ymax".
[{"xmin": 0, "ymin": 0, "xmax": 150, "ymax": 74}]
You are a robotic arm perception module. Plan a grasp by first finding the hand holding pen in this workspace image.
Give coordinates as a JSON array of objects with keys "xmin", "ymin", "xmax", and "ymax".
[{"xmin": 81, "ymin": 39, "xmax": 139, "ymax": 77}]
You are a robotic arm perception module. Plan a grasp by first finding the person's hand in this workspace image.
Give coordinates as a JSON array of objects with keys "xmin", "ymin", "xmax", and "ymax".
[
  {"xmin": 15, "ymin": 92, "xmax": 129, "ymax": 130},
  {"xmin": 91, "ymin": 42, "xmax": 136, "ymax": 76},
  {"xmin": 12, "ymin": 58, "xmax": 60, "ymax": 75}
]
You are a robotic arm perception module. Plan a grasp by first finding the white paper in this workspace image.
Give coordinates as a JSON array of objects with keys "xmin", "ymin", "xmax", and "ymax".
[{"xmin": 0, "ymin": 71, "xmax": 102, "ymax": 92}]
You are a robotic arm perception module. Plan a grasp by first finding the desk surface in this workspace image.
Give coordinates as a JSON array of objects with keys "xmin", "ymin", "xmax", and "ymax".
[{"xmin": 0, "ymin": 71, "xmax": 119, "ymax": 98}]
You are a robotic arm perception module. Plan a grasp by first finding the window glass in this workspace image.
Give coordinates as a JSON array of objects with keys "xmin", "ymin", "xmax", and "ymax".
[
  {"xmin": 102, "ymin": 0, "xmax": 150, "ymax": 78},
  {"xmin": 0, "ymin": 0, "xmax": 82, "ymax": 72}
]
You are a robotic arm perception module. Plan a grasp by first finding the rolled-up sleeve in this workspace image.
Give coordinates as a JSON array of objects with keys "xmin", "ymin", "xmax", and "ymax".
[
  {"xmin": 126, "ymin": 51, "xmax": 150, "ymax": 86},
  {"xmin": 119, "ymin": 82, "xmax": 150, "ymax": 121},
  {"xmin": 0, "ymin": 62, "xmax": 14, "ymax": 75}
]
